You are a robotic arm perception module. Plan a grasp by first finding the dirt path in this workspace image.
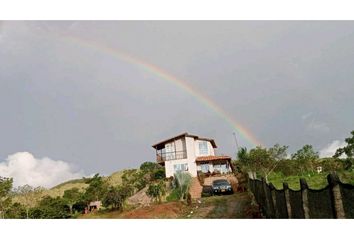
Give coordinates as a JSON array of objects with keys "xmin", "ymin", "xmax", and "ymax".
[
  {"xmin": 81, "ymin": 192, "xmax": 261, "ymax": 219},
  {"xmin": 186, "ymin": 192, "xmax": 260, "ymax": 218}
]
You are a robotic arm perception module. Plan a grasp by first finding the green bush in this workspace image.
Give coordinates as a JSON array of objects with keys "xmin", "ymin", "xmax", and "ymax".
[
  {"xmin": 140, "ymin": 162, "xmax": 161, "ymax": 172},
  {"xmin": 146, "ymin": 181, "xmax": 166, "ymax": 203},
  {"xmin": 151, "ymin": 168, "xmax": 165, "ymax": 180},
  {"xmin": 166, "ymin": 188, "xmax": 181, "ymax": 202},
  {"xmin": 275, "ymin": 160, "xmax": 298, "ymax": 176},
  {"xmin": 29, "ymin": 196, "xmax": 70, "ymax": 219},
  {"xmin": 6, "ymin": 202, "xmax": 27, "ymax": 219}
]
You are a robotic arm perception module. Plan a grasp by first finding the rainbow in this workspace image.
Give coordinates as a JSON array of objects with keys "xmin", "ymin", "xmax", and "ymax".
[{"xmin": 54, "ymin": 32, "xmax": 262, "ymax": 147}]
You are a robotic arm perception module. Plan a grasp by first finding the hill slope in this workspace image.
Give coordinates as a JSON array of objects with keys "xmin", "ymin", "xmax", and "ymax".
[{"xmin": 45, "ymin": 169, "xmax": 126, "ymax": 197}]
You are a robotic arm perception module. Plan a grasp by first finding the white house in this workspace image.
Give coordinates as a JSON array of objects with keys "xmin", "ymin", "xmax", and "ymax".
[{"xmin": 152, "ymin": 132, "xmax": 233, "ymax": 178}]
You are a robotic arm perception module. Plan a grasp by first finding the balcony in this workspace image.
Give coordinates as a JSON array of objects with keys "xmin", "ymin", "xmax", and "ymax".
[{"xmin": 156, "ymin": 150, "xmax": 187, "ymax": 163}]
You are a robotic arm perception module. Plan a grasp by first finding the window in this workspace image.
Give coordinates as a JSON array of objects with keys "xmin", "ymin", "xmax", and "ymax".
[
  {"xmin": 199, "ymin": 141, "xmax": 209, "ymax": 155},
  {"xmin": 165, "ymin": 143, "xmax": 176, "ymax": 160},
  {"xmin": 174, "ymin": 163, "xmax": 188, "ymax": 172},
  {"xmin": 200, "ymin": 163, "xmax": 210, "ymax": 173},
  {"xmin": 213, "ymin": 163, "xmax": 228, "ymax": 173}
]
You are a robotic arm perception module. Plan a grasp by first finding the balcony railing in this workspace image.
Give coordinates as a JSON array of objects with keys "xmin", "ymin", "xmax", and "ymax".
[{"xmin": 156, "ymin": 150, "xmax": 187, "ymax": 163}]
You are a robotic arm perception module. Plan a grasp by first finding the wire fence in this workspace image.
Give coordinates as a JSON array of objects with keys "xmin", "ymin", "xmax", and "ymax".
[{"xmin": 249, "ymin": 173, "xmax": 351, "ymax": 219}]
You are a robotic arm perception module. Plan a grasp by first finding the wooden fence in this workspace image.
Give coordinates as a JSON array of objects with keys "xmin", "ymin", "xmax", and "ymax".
[{"xmin": 248, "ymin": 173, "xmax": 354, "ymax": 218}]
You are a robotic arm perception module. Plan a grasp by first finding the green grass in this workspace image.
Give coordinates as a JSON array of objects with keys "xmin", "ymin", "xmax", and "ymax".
[{"xmin": 268, "ymin": 171, "xmax": 354, "ymax": 190}]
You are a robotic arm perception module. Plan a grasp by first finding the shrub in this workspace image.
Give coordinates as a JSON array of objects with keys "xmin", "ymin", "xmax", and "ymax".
[
  {"xmin": 6, "ymin": 202, "xmax": 27, "ymax": 219},
  {"xmin": 140, "ymin": 162, "xmax": 161, "ymax": 172},
  {"xmin": 146, "ymin": 181, "xmax": 166, "ymax": 203},
  {"xmin": 103, "ymin": 185, "xmax": 132, "ymax": 211},
  {"xmin": 166, "ymin": 188, "xmax": 181, "ymax": 202},
  {"xmin": 30, "ymin": 196, "xmax": 70, "ymax": 219},
  {"xmin": 275, "ymin": 160, "xmax": 298, "ymax": 176},
  {"xmin": 151, "ymin": 168, "xmax": 165, "ymax": 180},
  {"xmin": 173, "ymin": 172, "xmax": 192, "ymax": 201}
]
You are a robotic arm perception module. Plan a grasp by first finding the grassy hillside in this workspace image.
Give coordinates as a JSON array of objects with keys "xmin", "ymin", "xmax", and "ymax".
[
  {"xmin": 268, "ymin": 171, "xmax": 354, "ymax": 190},
  {"xmin": 43, "ymin": 169, "xmax": 126, "ymax": 198}
]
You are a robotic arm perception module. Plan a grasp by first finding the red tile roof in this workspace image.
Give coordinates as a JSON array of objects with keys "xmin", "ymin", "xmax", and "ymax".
[{"xmin": 195, "ymin": 155, "xmax": 231, "ymax": 162}]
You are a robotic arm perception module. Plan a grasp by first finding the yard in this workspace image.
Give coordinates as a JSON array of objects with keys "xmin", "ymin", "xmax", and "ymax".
[{"xmin": 80, "ymin": 192, "xmax": 261, "ymax": 219}]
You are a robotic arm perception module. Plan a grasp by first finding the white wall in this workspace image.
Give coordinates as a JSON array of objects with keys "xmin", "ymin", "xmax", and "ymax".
[
  {"xmin": 162, "ymin": 136, "xmax": 216, "ymax": 178},
  {"xmin": 185, "ymin": 136, "xmax": 198, "ymax": 176}
]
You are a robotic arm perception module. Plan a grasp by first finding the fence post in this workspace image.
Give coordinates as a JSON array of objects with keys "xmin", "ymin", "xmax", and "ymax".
[
  {"xmin": 283, "ymin": 182, "xmax": 291, "ymax": 219},
  {"xmin": 327, "ymin": 173, "xmax": 346, "ymax": 219},
  {"xmin": 269, "ymin": 183, "xmax": 278, "ymax": 218},
  {"xmin": 261, "ymin": 177, "xmax": 274, "ymax": 218},
  {"xmin": 300, "ymin": 178, "xmax": 310, "ymax": 219}
]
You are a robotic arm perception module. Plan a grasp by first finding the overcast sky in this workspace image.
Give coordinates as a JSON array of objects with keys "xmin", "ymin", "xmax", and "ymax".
[{"xmin": 0, "ymin": 21, "xmax": 353, "ymax": 187}]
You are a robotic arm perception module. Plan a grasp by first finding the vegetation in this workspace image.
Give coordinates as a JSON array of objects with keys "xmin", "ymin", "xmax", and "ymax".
[
  {"xmin": 236, "ymin": 144, "xmax": 288, "ymax": 181},
  {"xmin": 30, "ymin": 196, "xmax": 70, "ymax": 219},
  {"xmin": 234, "ymin": 130, "xmax": 354, "ymax": 190},
  {"xmin": 62, "ymin": 188, "xmax": 82, "ymax": 215},
  {"xmin": 0, "ymin": 177, "xmax": 13, "ymax": 218},
  {"xmin": 146, "ymin": 180, "xmax": 166, "ymax": 203},
  {"xmin": 291, "ymin": 144, "xmax": 319, "ymax": 174},
  {"xmin": 173, "ymin": 172, "xmax": 192, "ymax": 201},
  {"xmin": 103, "ymin": 185, "xmax": 133, "ymax": 211},
  {"xmin": 13, "ymin": 185, "xmax": 45, "ymax": 218},
  {"xmin": 334, "ymin": 130, "xmax": 354, "ymax": 170}
]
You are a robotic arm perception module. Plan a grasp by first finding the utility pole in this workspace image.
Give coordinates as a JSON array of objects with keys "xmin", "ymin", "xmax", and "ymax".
[{"xmin": 233, "ymin": 132, "xmax": 240, "ymax": 154}]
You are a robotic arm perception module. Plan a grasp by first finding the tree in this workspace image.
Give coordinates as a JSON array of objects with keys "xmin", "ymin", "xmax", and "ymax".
[
  {"xmin": 237, "ymin": 147, "xmax": 249, "ymax": 163},
  {"xmin": 6, "ymin": 202, "xmax": 26, "ymax": 219},
  {"xmin": 236, "ymin": 144, "xmax": 288, "ymax": 181},
  {"xmin": 13, "ymin": 185, "xmax": 45, "ymax": 219},
  {"xmin": 268, "ymin": 144, "xmax": 288, "ymax": 161},
  {"xmin": 291, "ymin": 144, "xmax": 319, "ymax": 175},
  {"xmin": 248, "ymin": 146, "xmax": 273, "ymax": 180},
  {"xmin": 334, "ymin": 130, "xmax": 354, "ymax": 170},
  {"xmin": 0, "ymin": 177, "xmax": 13, "ymax": 219},
  {"xmin": 62, "ymin": 188, "xmax": 82, "ymax": 215},
  {"xmin": 83, "ymin": 174, "xmax": 109, "ymax": 206},
  {"xmin": 139, "ymin": 162, "xmax": 161, "ymax": 172},
  {"xmin": 236, "ymin": 147, "xmax": 252, "ymax": 175},
  {"xmin": 146, "ymin": 181, "xmax": 166, "ymax": 203},
  {"xmin": 151, "ymin": 168, "xmax": 165, "ymax": 181},
  {"xmin": 30, "ymin": 196, "xmax": 70, "ymax": 219},
  {"xmin": 103, "ymin": 185, "xmax": 133, "ymax": 210}
]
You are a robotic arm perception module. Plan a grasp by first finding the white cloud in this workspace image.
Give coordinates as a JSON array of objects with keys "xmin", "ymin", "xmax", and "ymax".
[
  {"xmin": 319, "ymin": 140, "xmax": 347, "ymax": 158},
  {"xmin": 0, "ymin": 152, "xmax": 84, "ymax": 188}
]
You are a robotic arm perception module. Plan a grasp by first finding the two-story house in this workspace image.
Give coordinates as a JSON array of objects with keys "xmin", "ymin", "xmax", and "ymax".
[{"xmin": 152, "ymin": 132, "xmax": 233, "ymax": 178}]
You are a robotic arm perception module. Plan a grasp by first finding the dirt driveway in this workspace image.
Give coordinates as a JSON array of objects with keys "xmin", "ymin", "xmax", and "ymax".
[
  {"xmin": 186, "ymin": 192, "xmax": 261, "ymax": 219},
  {"xmin": 81, "ymin": 192, "xmax": 261, "ymax": 219}
]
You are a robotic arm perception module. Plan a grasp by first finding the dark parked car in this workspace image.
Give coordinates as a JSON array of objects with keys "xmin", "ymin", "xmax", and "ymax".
[{"xmin": 212, "ymin": 179, "xmax": 233, "ymax": 195}]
